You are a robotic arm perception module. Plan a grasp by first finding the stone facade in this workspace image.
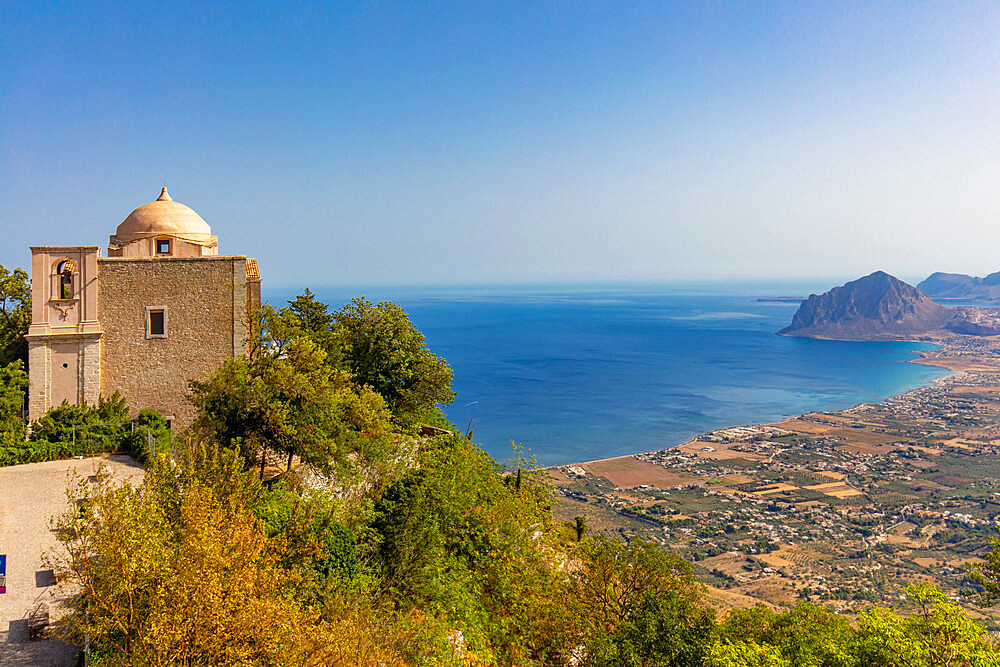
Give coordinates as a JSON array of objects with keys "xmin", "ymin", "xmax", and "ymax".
[
  {"xmin": 97, "ymin": 256, "xmax": 252, "ymax": 427},
  {"xmin": 27, "ymin": 189, "xmax": 261, "ymax": 429}
]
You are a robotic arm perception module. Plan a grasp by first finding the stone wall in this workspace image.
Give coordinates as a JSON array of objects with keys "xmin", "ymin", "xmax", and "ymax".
[
  {"xmin": 26, "ymin": 334, "xmax": 102, "ymax": 420},
  {"xmin": 97, "ymin": 256, "xmax": 248, "ymax": 428},
  {"xmin": 27, "ymin": 340, "xmax": 50, "ymax": 420}
]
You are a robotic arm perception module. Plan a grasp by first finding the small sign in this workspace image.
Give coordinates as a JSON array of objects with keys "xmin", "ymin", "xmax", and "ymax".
[{"xmin": 0, "ymin": 554, "xmax": 6, "ymax": 594}]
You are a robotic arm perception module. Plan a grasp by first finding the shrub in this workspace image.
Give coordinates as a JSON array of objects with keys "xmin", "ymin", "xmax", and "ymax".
[
  {"xmin": 0, "ymin": 396, "xmax": 171, "ymax": 467},
  {"xmin": 124, "ymin": 409, "xmax": 172, "ymax": 463}
]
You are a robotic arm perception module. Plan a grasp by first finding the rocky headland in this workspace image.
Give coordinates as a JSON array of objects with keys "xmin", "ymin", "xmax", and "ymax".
[{"xmin": 778, "ymin": 270, "xmax": 1000, "ymax": 340}]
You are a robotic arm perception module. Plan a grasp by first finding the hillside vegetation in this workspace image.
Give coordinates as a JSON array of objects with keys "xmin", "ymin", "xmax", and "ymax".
[{"xmin": 2, "ymin": 282, "xmax": 997, "ymax": 665}]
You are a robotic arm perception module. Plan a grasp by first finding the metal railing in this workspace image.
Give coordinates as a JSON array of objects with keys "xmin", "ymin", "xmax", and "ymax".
[{"xmin": 51, "ymin": 420, "xmax": 172, "ymax": 458}]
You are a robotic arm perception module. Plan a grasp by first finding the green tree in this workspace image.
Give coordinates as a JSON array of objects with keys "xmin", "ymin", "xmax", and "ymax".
[
  {"xmin": 333, "ymin": 297, "xmax": 454, "ymax": 423},
  {"xmin": 0, "ymin": 360, "xmax": 28, "ymax": 444},
  {"xmin": 0, "ymin": 264, "xmax": 30, "ymax": 367},
  {"xmin": 365, "ymin": 433, "xmax": 575, "ymax": 664},
  {"xmin": 968, "ymin": 527, "xmax": 1000, "ymax": 606},
  {"xmin": 277, "ymin": 288, "xmax": 342, "ymax": 363},
  {"xmin": 717, "ymin": 603, "xmax": 854, "ymax": 667},
  {"xmin": 853, "ymin": 583, "xmax": 1000, "ymax": 667},
  {"xmin": 575, "ymin": 515, "xmax": 587, "ymax": 542},
  {"xmin": 572, "ymin": 536, "xmax": 716, "ymax": 666},
  {"xmin": 189, "ymin": 324, "xmax": 394, "ymax": 474}
]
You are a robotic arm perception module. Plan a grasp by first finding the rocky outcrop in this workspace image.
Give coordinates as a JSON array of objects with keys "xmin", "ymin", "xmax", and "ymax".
[
  {"xmin": 779, "ymin": 271, "xmax": 953, "ymax": 339},
  {"xmin": 779, "ymin": 271, "xmax": 1000, "ymax": 339}
]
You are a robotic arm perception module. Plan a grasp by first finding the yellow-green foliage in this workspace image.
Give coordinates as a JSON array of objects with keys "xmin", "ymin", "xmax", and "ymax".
[
  {"xmin": 707, "ymin": 640, "xmax": 791, "ymax": 667},
  {"xmin": 52, "ymin": 441, "xmax": 417, "ymax": 666},
  {"xmin": 853, "ymin": 583, "xmax": 1000, "ymax": 667},
  {"xmin": 709, "ymin": 585, "xmax": 1000, "ymax": 667},
  {"xmin": 53, "ymin": 436, "xmax": 1000, "ymax": 667},
  {"xmin": 52, "ymin": 442, "xmax": 298, "ymax": 665}
]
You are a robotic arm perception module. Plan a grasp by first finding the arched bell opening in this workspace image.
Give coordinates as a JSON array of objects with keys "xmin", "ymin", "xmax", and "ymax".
[{"xmin": 55, "ymin": 259, "xmax": 77, "ymax": 300}]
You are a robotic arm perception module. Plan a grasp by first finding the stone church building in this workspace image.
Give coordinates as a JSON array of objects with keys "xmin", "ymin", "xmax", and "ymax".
[{"xmin": 26, "ymin": 187, "xmax": 261, "ymax": 428}]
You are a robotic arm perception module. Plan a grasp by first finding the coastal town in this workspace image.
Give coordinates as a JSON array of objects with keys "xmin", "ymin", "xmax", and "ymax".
[{"xmin": 550, "ymin": 333, "xmax": 1000, "ymax": 625}]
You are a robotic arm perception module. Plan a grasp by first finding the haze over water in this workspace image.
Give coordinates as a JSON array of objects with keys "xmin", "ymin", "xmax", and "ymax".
[{"xmin": 267, "ymin": 283, "xmax": 948, "ymax": 466}]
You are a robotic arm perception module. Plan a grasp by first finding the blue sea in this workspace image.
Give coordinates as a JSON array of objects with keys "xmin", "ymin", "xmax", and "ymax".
[{"xmin": 264, "ymin": 283, "xmax": 948, "ymax": 467}]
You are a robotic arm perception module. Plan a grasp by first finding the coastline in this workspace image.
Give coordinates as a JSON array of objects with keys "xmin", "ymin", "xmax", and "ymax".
[
  {"xmin": 556, "ymin": 335, "xmax": 965, "ymax": 473},
  {"xmin": 546, "ymin": 332, "xmax": 1000, "ymax": 616}
]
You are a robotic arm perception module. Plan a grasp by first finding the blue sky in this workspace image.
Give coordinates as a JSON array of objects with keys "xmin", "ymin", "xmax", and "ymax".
[{"xmin": 3, "ymin": 2, "xmax": 1000, "ymax": 287}]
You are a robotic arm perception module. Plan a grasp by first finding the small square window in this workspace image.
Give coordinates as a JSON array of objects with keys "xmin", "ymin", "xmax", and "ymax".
[
  {"xmin": 150, "ymin": 311, "xmax": 165, "ymax": 335},
  {"xmin": 146, "ymin": 307, "xmax": 167, "ymax": 338},
  {"xmin": 156, "ymin": 239, "xmax": 171, "ymax": 255}
]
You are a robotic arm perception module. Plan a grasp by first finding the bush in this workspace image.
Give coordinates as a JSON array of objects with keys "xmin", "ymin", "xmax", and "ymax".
[
  {"xmin": 30, "ymin": 394, "xmax": 129, "ymax": 445},
  {"xmin": 124, "ymin": 409, "xmax": 172, "ymax": 463},
  {"xmin": 0, "ymin": 438, "xmax": 115, "ymax": 466},
  {"xmin": 0, "ymin": 395, "xmax": 171, "ymax": 467}
]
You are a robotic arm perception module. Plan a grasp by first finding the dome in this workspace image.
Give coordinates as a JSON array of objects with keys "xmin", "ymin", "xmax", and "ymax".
[{"xmin": 114, "ymin": 187, "xmax": 213, "ymax": 242}]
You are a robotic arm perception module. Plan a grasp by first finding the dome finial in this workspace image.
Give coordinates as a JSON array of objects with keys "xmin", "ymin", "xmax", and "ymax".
[{"xmin": 157, "ymin": 186, "xmax": 172, "ymax": 202}]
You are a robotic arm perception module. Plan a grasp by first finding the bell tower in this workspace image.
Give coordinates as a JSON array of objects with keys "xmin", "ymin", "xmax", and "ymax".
[{"xmin": 25, "ymin": 246, "xmax": 102, "ymax": 419}]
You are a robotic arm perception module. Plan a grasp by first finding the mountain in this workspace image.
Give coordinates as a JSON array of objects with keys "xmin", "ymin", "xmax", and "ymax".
[
  {"xmin": 779, "ymin": 271, "xmax": 954, "ymax": 339},
  {"xmin": 916, "ymin": 272, "xmax": 1000, "ymax": 300}
]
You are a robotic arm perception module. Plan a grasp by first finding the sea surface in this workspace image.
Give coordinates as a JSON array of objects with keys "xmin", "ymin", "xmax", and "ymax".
[{"xmin": 265, "ymin": 283, "xmax": 949, "ymax": 467}]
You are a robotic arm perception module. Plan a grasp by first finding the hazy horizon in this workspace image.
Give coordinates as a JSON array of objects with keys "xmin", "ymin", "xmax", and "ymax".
[
  {"xmin": 4, "ymin": 3, "xmax": 1000, "ymax": 286},
  {"xmin": 260, "ymin": 274, "xmax": 916, "ymax": 293}
]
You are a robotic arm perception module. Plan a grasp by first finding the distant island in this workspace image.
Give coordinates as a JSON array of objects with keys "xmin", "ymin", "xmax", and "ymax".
[
  {"xmin": 753, "ymin": 296, "xmax": 806, "ymax": 303},
  {"xmin": 778, "ymin": 270, "xmax": 1000, "ymax": 339}
]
